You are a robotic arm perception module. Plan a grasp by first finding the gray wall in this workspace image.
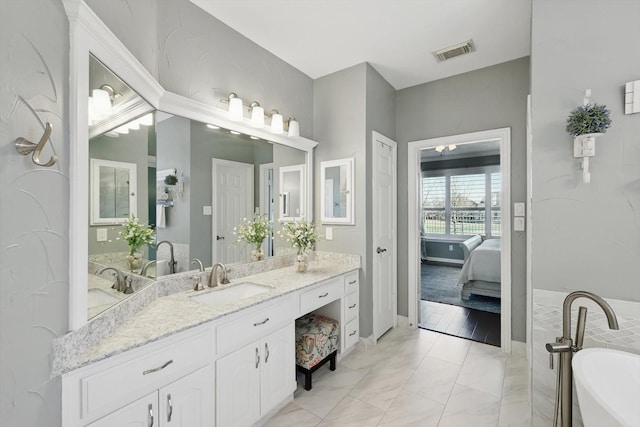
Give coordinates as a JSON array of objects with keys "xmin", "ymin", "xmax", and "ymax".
[
  {"xmin": 396, "ymin": 57, "xmax": 530, "ymax": 341},
  {"xmin": 157, "ymin": 115, "xmax": 191, "ymax": 247},
  {"xmin": 0, "ymin": 1, "xmax": 68, "ymax": 426},
  {"xmin": 530, "ymin": 1, "xmax": 640, "ymax": 300},
  {"xmin": 313, "ymin": 63, "xmax": 395, "ymax": 339}
]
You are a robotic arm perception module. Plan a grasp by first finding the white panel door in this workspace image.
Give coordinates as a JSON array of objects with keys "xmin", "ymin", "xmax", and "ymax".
[
  {"xmin": 212, "ymin": 159, "xmax": 254, "ymax": 264},
  {"xmin": 87, "ymin": 392, "xmax": 157, "ymax": 427},
  {"xmin": 159, "ymin": 365, "xmax": 214, "ymax": 427},
  {"xmin": 372, "ymin": 132, "xmax": 397, "ymax": 341}
]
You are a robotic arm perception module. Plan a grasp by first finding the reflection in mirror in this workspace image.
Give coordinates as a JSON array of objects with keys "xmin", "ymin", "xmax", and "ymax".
[
  {"xmin": 279, "ymin": 164, "xmax": 306, "ymax": 221},
  {"xmin": 87, "ymin": 55, "xmax": 155, "ymax": 319},
  {"xmin": 90, "ymin": 158, "xmax": 137, "ymax": 225},
  {"xmin": 155, "ymin": 113, "xmax": 307, "ymax": 270},
  {"xmin": 320, "ymin": 158, "xmax": 355, "ymax": 225}
]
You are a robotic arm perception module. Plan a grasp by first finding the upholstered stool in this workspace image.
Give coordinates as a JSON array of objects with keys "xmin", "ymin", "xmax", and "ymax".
[{"xmin": 295, "ymin": 313, "xmax": 339, "ymax": 390}]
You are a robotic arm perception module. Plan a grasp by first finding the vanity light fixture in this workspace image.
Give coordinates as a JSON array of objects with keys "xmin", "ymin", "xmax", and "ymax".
[
  {"xmin": 287, "ymin": 117, "xmax": 300, "ymax": 137},
  {"xmin": 250, "ymin": 101, "xmax": 265, "ymax": 128},
  {"xmin": 88, "ymin": 84, "xmax": 121, "ymax": 124},
  {"xmin": 227, "ymin": 92, "xmax": 244, "ymax": 121},
  {"xmin": 270, "ymin": 110, "xmax": 284, "ymax": 134}
]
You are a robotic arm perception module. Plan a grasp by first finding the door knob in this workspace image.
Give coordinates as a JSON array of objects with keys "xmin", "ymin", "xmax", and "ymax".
[
  {"xmin": 377, "ymin": 247, "xmax": 387, "ymax": 254},
  {"xmin": 216, "ymin": 235, "xmax": 225, "ymax": 240}
]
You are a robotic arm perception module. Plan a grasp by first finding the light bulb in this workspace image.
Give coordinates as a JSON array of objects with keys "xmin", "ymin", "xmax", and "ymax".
[{"xmin": 228, "ymin": 93, "xmax": 244, "ymax": 121}]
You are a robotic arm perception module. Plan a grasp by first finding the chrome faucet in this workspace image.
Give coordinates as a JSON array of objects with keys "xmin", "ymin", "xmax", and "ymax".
[
  {"xmin": 156, "ymin": 240, "xmax": 177, "ymax": 274},
  {"xmin": 141, "ymin": 260, "xmax": 156, "ymax": 277},
  {"xmin": 96, "ymin": 267, "xmax": 126, "ymax": 292},
  {"xmin": 208, "ymin": 262, "xmax": 230, "ymax": 288},
  {"xmin": 191, "ymin": 258, "xmax": 204, "ymax": 272},
  {"xmin": 546, "ymin": 291, "xmax": 619, "ymax": 426}
]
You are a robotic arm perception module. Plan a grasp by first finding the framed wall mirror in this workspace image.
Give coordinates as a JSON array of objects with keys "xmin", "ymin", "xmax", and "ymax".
[
  {"xmin": 67, "ymin": 2, "xmax": 318, "ymax": 329},
  {"xmin": 320, "ymin": 158, "xmax": 355, "ymax": 225},
  {"xmin": 279, "ymin": 164, "xmax": 306, "ymax": 221}
]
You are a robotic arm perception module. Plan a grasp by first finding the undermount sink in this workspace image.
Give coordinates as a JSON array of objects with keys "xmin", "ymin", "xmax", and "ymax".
[
  {"xmin": 573, "ymin": 348, "xmax": 640, "ymax": 427},
  {"xmin": 88, "ymin": 288, "xmax": 121, "ymax": 308},
  {"xmin": 190, "ymin": 283, "xmax": 271, "ymax": 306}
]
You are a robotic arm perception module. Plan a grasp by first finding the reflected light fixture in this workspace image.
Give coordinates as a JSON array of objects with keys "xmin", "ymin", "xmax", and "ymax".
[
  {"xmin": 206, "ymin": 123, "xmax": 220, "ymax": 130},
  {"xmin": 270, "ymin": 110, "xmax": 283, "ymax": 134},
  {"xmin": 287, "ymin": 117, "xmax": 299, "ymax": 137},
  {"xmin": 435, "ymin": 144, "xmax": 457, "ymax": 153},
  {"xmin": 249, "ymin": 101, "xmax": 265, "ymax": 128},
  {"xmin": 91, "ymin": 88, "xmax": 112, "ymax": 119},
  {"xmin": 230, "ymin": 130, "xmax": 241, "ymax": 135},
  {"xmin": 227, "ymin": 92, "xmax": 244, "ymax": 121}
]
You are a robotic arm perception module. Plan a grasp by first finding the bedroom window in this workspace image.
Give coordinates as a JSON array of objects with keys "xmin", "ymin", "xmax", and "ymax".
[{"xmin": 421, "ymin": 167, "xmax": 500, "ymax": 237}]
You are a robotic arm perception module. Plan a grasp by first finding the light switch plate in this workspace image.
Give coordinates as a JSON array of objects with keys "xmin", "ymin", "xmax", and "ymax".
[
  {"xmin": 514, "ymin": 202, "xmax": 525, "ymax": 217},
  {"xmin": 514, "ymin": 217, "xmax": 525, "ymax": 231},
  {"xmin": 325, "ymin": 227, "xmax": 333, "ymax": 240},
  {"xmin": 203, "ymin": 206, "xmax": 212, "ymax": 216},
  {"xmin": 97, "ymin": 228, "xmax": 108, "ymax": 242}
]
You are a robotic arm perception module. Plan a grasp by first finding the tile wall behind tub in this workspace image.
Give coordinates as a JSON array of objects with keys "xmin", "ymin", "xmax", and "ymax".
[{"xmin": 531, "ymin": 290, "xmax": 640, "ymax": 426}]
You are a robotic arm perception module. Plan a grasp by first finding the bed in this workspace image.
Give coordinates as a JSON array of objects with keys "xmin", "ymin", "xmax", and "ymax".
[{"xmin": 458, "ymin": 235, "xmax": 501, "ymax": 300}]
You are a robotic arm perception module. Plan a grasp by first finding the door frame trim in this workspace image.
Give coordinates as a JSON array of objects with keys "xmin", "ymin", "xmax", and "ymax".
[
  {"xmin": 372, "ymin": 131, "xmax": 398, "ymax": 341},
  {"xmin": 407, "ymin": 127, "xmax": 512, "ymax": 352}
]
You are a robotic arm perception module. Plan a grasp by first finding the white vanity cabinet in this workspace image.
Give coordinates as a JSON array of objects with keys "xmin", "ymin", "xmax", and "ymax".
[
  {"xmin": 216, "ymin": 324, "xmax": 295, "ymax": 426},
  {"xmin": 215, "ymin": 294, "xmax": 297, "ymax": 427},
  {"xmin": 87, "ymin": 364, "xmax": 213, "ymax": 427},
  {"xmin": 62, "ymin": 326, "xmax": 215, "ymax": 427},
  {"xmin": 342, "ymin": 270, "xmax": 360, "ymax": 353}
]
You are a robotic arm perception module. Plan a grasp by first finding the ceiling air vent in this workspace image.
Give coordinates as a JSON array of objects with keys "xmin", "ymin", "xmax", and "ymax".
[{"xmin": 433, "ymin": 39, "xmax": 475, "ymax": 62}]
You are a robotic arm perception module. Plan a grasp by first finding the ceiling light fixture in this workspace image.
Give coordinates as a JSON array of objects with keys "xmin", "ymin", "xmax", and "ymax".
[
  {"xmin": 249, "ymin": 101, "xmax": 265, "ymax": 128},
  {"xmin": 270, "ymin": 110, "xmax": 283, "ymax": 134}
]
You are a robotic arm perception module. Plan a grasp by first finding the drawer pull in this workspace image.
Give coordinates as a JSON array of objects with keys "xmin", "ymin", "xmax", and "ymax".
[
  {"xmin": 348, "ymin": 303, "xmax": 357, "ymax": 309},
  {"xmin": 253, "ymin": 317, "xmax": 270, "ymax": 326},
  {"xmin": 143, "ymin": 359, "xmax": 173, "ymax": 375},
  {"xmin": 148, "ymin": 403, "xmax": 154, "ymax": 427},
  {"xmin": 349, "ymin": 330, "xmax": 357, "ymax": 336},
  {"xmin": 348, "ymin": 280, "xmax": 357, "ymax": 284},
  {"xmin": 318, "ymin": 292, "xmax": 329, "ymax": 298},
  {"xmin": 167, "ymin": 394, "xmax": 173, "ymax": 422}
]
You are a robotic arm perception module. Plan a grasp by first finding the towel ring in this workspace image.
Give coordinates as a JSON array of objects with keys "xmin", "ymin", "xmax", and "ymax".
[{"xmin": 15, "ymin": 122, "xmax": 58, "ymax": 167}]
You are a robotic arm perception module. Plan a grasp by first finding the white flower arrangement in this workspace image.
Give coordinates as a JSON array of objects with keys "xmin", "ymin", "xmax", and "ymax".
[
  {"xmin": 278, "ymin": 218, "xmax": 319, "ymax": 255},
  {"xmin": 234, "ymin": 215, "xmax": 270, "ymax": 251},
  {"xmin": 120, "ymin": 214, "xmax": 155, "ymax": 255}
]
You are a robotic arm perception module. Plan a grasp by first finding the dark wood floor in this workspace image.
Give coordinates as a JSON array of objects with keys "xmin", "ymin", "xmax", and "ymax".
[{"xmin": 419, "ymin": 300, "xmax": 501, "ymax": 347}]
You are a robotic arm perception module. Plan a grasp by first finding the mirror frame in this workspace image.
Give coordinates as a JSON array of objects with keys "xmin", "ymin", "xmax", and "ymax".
[
  {"xmin": 65, "ymin": 0, "xmax": 318, "ymax": 330},
  {"xmin": 320, "ymin": 158, "xmax": 355, "ymax": 225}
]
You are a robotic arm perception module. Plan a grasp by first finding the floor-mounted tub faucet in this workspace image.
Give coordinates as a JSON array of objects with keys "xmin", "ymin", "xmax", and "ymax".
[{"xmin": 545, "ymin": 291, "xmax": 619, "ymax": 427}]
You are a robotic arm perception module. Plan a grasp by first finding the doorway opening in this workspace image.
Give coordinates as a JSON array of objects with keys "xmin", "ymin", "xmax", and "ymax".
[{"xmin": 407, "ymin": 128, "xmax": 512, "ymax": 351}]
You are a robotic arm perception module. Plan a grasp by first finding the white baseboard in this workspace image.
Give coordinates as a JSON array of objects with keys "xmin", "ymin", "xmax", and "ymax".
[{"xmin": 424, "ymin": 256, "xmax": 464, "ymax": 265}]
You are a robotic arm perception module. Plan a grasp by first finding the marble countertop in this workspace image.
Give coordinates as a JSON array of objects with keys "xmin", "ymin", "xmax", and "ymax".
[{"xmin": 59, "ymin": 257, "xmax": 358, "ymax": 375}]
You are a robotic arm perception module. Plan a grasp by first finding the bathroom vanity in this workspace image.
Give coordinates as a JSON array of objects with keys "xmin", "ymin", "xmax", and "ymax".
[{"xmin": 59, "ymin": 254, "xmax": 360, "ymax": 427}]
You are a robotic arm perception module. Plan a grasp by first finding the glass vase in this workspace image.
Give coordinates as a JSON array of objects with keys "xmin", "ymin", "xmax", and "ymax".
[
  {"xmin": 251, "ymin": 248, "xmax": 265, "ymax": 262},
  {"xmin": 126, "ymin": 252, "xmax": 143, "ymax": 272},
  {"xmin": 295, "ymin": 251, "xmax": 309, "ymax": 273}
]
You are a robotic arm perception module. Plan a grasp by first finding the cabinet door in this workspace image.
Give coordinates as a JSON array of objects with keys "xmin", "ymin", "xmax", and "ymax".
[
  {"xmin": 159, "ymin": 365, "xmax": 214, "ymax": 427},
  {"xmin": 260, "ymin": 323, "xmax": 296, "ymax": 415},
  {"xmin": 216, "ymin": 342, "xmax": 261, "ymax": 426},
  {"xmin": 87, "ymin": 392, "xmax": 157, "ymax": 427}
]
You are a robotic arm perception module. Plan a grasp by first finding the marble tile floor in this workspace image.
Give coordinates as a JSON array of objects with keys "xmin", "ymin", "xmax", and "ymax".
[{"xmin": 266, "ymin": 327, "xmax": 531, "ymax": 427}]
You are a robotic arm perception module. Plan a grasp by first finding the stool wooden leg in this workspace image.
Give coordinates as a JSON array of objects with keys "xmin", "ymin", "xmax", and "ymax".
[
  {"xmin": 329, "ymin": 352, "xmax": 336, "ymax": 371},
  {"xmin": 304, "ymin": 372, "xmax": 312, "ymax": 391}
]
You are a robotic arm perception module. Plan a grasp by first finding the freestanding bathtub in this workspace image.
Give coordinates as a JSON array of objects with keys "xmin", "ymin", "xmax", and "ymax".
[{"xmin": 572, "ymin": 348, "xmax": 640, "ymax": 427}]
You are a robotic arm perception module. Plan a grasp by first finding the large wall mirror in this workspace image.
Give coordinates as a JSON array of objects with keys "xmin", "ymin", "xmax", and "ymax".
[{"xmin": 67, "ymin": 2, "xmax": 317, "ymax": 329}]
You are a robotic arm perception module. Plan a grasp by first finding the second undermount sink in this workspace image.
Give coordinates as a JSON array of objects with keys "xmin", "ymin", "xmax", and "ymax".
[
  {"xmin": 573, "ymin": 348, "xmax": 640, "ymax": 427},
  {"xmin": 190, "ymin": 283, "xmax": 271, "ymax": 306}
]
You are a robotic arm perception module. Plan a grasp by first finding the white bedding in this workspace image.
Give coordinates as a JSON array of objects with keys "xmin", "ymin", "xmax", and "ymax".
[{"xmin": 458, "ymin": 238, "xmax": 501, "ymax": 284}]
